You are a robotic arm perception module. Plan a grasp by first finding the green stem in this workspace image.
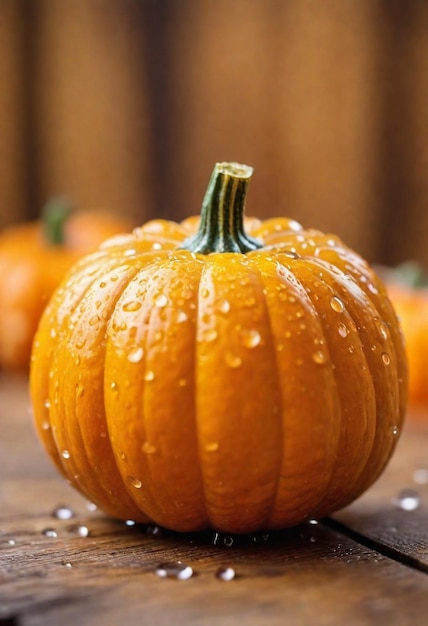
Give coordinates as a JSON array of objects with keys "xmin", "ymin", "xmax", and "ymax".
[
  {"xmin": 42, "ymin": 197, "xmax": 73, "ymax": 246},
  {"xmin": 181, "ymin": 162, "xmax": 262, "ymax": 254}
]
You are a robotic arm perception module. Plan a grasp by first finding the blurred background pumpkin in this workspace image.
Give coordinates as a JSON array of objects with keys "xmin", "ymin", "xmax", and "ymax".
[{"xmin": 1, "ymin": 0, "xmax": 428, "ymax": 375}]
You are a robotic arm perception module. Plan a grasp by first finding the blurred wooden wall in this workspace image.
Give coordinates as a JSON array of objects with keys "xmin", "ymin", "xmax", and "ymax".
[{"xmin": 0, "ymin": 0, "xmax": 427, "ymax": 266}]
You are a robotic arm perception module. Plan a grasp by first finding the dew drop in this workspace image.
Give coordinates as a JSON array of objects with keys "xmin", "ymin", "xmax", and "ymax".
[
  {"xmin": 127, "ymin": 347, "xmax": 144, "ymax": 363},
  {"xmin": 127, "ymin": 476, "xmax": 142, "ymax": 489},
  {"xmin": 330, "ymin": 296, "xmax": 345, "ymax": 313},
  {"xmin": 413, "ymin": 468, "xmax": 428, "ymax": 485},
  {"xmin": 202, "ymin": 329, "xmax": 218, "ymax": 342},
  {"xmin": 240, "ymin": 329, "xmax": 261, "ymax": 349},
  {"xmin": 216, "ymin": 567, "xmax": 236, "ymax": 581},
  {"xmin": 312, "ymin": 350, "xmax": 327, "ymax": 365},
  {"xmin": 123, "ymin": 300, "xmax": 142, "ymax": 312},
  {"xmin": 144, "ymin": 370, "xmax": 155, "ymax": 382},
  {"xmin": 381, "ymin": 352, "xmax": 391, "ymax": 366},
  {"xmin": 69, "ymin": 524, "xmax": 90, "ymax": 537},
  {"xmin": 61, "ymin": 450, "xmax": 70, "ymax": 460},
  {"xmin": 225, "ymin": 352, "xmax": 242, "ymax": 368},
  {"xmin": 142, "ymin": 441, "xmax": 157, "ymax": 455},
  {"xmin": 155, "ymin": 562, "xmax": 194, "ymax": 580},
  {"xmin": 393, "ymin": 489, "xmax": 420, "ymax": 511},
  {"xmin": 282, "ymin": 250, "xmax": 300, "ymax": 259},
  {"xmin": 155, "ymin": 294, "xmax": 168, "ymax": 308},
  {"xmin": 217, "ymin": 299, "xmax": 231, "ymax": 314},
  {"xmin": 89, "ymin": 314, "xmax": 101, "ymax": 326},
  {"xmin": 43, "ymin": 528, "xmax": 58, "ymax": 538},
  {"xmin": 176, "ymin": 310, "xmax": 188, "ymax": 323},
  {"xmin": 338, "ymin": 323, "xmax": 348, "ymax": 338},
  {"xmin": 52, "ymin": 505, "xmax": 74, "ymax": 520}
]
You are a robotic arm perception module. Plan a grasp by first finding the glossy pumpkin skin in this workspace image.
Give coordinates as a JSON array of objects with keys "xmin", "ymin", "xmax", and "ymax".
[
  {"xmin": 30, "ymin": 164, "xmax": 407, "ymax": 534},
  {"xmin": 0, "ymin": 208, "xmax": 131, "ymax": 370}
]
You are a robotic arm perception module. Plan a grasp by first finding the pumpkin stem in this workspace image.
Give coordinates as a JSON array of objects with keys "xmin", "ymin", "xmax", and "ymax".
[
  {"xmin": 42, "ymin": 197, "xmax": 73, "ymax": 246},
  {"xmin": 181, "ymin": 162, "xmax": 262, "ymax": 254}
]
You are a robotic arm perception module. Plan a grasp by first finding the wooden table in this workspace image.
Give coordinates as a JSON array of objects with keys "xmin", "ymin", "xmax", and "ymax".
[{"xmin": 1, "ymin": 374, "xmax": 427, "ymax": 625}]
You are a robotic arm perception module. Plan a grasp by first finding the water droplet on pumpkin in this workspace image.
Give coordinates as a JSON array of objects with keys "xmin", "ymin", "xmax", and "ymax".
[
  {"xmin": 240, "ymin": 329, "xmax": 261, "ymax": 348},
  {"xmin": 127, "ymin": 476, "xmax": 142, "ymax": 489},
  {"xmin": 391, "ymin": 425, "xmax": 400, "ymax": 437},
  {"xmin": 142, "ymin": 441, "xmax": 157, "ymax": 455},
  {"xmin": 155, "ymin": 562, "xmax": 194, "ymax": 580},
  {"xmin": 202, "ymin": 329, "xmax": 218, "ymax": 342},
  {"xmin": 123, "ymin": 300, "xmax": 142, "ymax": 312},
  {"xmin": 110, "ymin": 274, "xmax": 119, "ymax": 282},
  {"xmin": 50, "ymin": 328, "xmax": 57, "ymax": 339},
  {"xmin": 216, "ymin": 567, "xmax": 236, "ymax": 581},
  {"xmin": 128, "ymin": 347, "xmax": 144, "ymax": 363},
  {"xmin": 61, "ymin": 450, "xmax": 70, "ymax": 460},
  {"xmin": 282, "ymin": 250, "xmax": 300, "ymax": 260},
  {"xmin": 52, "ymin": 505, "xmax": 74, "ymax": 520},
  {"xmin": 330, "ymin": 296, "xmax": 344, "ymax": 313},
  {"xmin": 89, "ymin": 314, "xmax": 101, "ymax": 326},
  {"xmin": 41, "ymin": 421, "xmax": 50, "ymax": 431},
  {"xmin": 375, "ymin": 318, "xmax": 389, "ymax": 341},
  {"xmin": 393, "ymin": 489, "xmax": 420, "ymax": 511},
  {"xmin": 381, "ymin": 352, "xmax": 391, "ymax": 366},
  {"xmin": 76, "ymin": 383, "xmax": 84, "ymax": 397},
  {"xmin": 176, "ymin": 311, "xmax": 188, "ymax": 323},
  {"xmin": 124, "ymin": 248, "xmax": 137, "ymax": 257},
  {"xmin": 225, "ymin": 352, "xmax": 242, "ymax": 368},
  {"xmin": 201, "ymin": 288, "xmax": 210, "ymax": 298},
  {"xmin": 312, "ymin": 350, "xmax": 327, "ymax": 364},
  {"xmin": 110, "ymin": 381, "xmax": 118, "ymax": 391},
  {"xmin": 155, "ymin": 294, "xmax": 168, "ymax": 308},
  {"xmin": 205, "ymin": 442, "xmax": 219, "ymax": 452},
  {"xmin": 43, "ymin": 528, "xmax": 58, "ymax": 538},
  {"xmin": 217, "ymin": 299, "xmax": 231, "ymax": 314},
  {"xmin": 144, "ymin": 370, "xmax": 155, "ymax": 381},
  {"xmin": 413, "ymin": 468, "xmax": 428, "ymax": 484},
  {"xmin": 338, "ymin": 323, "xmax": 348, "ymax": 338},
  {"xmin": 178, "ymin": 378, "xmax": 187, "ymax": 387}
]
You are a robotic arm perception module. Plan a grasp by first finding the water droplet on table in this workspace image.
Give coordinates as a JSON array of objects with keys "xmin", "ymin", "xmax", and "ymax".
[
  {"xmin": 52, "ymin": 505, "xmax": 74, "ymax": 520},
  {"xmin": 155, "ymin": 562, "xmax": 194, "ymax": 580},
  {"xmin": 413, "ymin": 468, "xmax": 428, "ymax": 485},
  {"xmin": 330, "ymin": 296, "xmax": 345, "ymax": 313},
  {"xmin": 393, "ymin": 489, "xmax": 421, "ymax": 511},
  {"xmin": 43, "ymin": 528, "xmax": 58, "ymax": 538},
  {"xmin": 216, "ymin": 566, "xmax": 236, "ymax": 581}
]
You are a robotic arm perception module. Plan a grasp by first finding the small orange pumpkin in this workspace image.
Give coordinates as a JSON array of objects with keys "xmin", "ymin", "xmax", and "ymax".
[
  {"xmin": 30, "ymin": 163, "xmax": 407, "ymax": 533},
  {"xmin": 0, "ymin": 200, "xmax": 132, "ymax": 370},
  {"xmin": 382, "ymin": 263, "xmax": 428, "ymax": 412}
]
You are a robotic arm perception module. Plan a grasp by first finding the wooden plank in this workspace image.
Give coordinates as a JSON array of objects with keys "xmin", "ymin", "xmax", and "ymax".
[
  {"xmin": 333, "ymin": 419, "xmax": 428, "ymax": 571},
  {"xmin": 1, "ymin": 374, "xmax": 428, "ymax": 626}
]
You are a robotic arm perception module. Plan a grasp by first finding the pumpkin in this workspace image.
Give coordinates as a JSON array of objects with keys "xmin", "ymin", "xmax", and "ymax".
[
  {"xmin": 30, "ymin": 163, "xmax": 407, "ymax": 534},
  {"xmin": 381, "ymin": 262, "xmax": 428, "ymax": 412},
  {"xmin": 0, "ymin": 199, "xmax": 132, "ymax": 370}
]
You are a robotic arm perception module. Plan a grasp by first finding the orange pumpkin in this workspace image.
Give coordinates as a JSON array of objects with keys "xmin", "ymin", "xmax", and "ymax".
[
  {"xmin": 382, "ymin": 263, "xmax": 428, "ymax": 412},
  {"xmin": 30, "ymin": 163, "xmax": 407, "ymax": 533},
  {"xmin": 0, "ymin": 200, "xmax": 132, "ymax": 370}
]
